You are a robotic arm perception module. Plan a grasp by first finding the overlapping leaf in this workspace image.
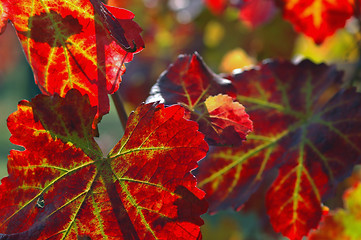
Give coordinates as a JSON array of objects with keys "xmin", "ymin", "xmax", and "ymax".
[
  {"xmin": 195, "ymin": 59, "xmax": 361, "ymax": 239},
  {"xmin": 199, "ymin": 94, "xmax": 253, "ymax": 145},
  {"xmin": 147, "ymin": 52, "xmax": 252, "ymax": 146},
  {"xmin": 0, "ymin": 89, "xmax": 208, "ymax": 239},
  {"xmin": 309, "ymin": 182, "xmax": 361, "ymax": 240},
  {"xmin": 277, "ymin": 0, "xmax": 355, "ymax": 44},
  {"xmin": 1, "ymin": 0, "xmax": 144, "ymax": 119}
]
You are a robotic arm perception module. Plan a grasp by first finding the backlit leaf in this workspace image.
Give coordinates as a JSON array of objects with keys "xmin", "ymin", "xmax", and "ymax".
[
  {"xmin": 195, "ymin": 59, "xmax": 361, "ymax": 239},
  {"xmin": 1, "ymin": 0, "xmax": 144, "ymax": 119},
  {"xmin": 0, "ymin": 90, "xmax": 208, "ymax": 239},
  {"xmin": 89, "ymin": 0, "xmax": 140, "ymax": 53},
  {"xmin": 198, "ymin": 94, "xmax": 253, "ymax": 145},
  {"xmin": 277, "ymin": 0, "xmax": 355, "ymax": 44},
  {"xmin": 265, "ymin": 87, "xmax": 361, "ymax": 240},
  {"xmin": 309, "ymin": 182, "xmax": 361, "ymax": 240},
  {"xmin": 0, "ymin": 0, "xmax": 8, "ymax": 33},
  {"xmin": 147, "ymin": 52, "xmax": 253, "ymax": 146}
]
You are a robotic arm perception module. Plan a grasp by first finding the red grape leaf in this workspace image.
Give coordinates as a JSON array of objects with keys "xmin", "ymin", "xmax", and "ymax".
[
  {"xmin": 196, "ymin": 94, "xmax": 253, "ymax": 145},
  {"xmin": 197, "ymin": 59, "xmax": 341, "ymax": 212},
  {"xmin": 1, "ymin": 0, "xmax": 143, "ymax": 119},
  {"xmin": 89, "ymin": 0, "xmax": 141, "ymax": 53},
  {"xmin": 0, "ymin": 0, "xmax": 8, "ymax": 33},
  {"xmin": 277, "ymin": 0, "xmax": 354, "ymax": 44},
  {"xmin": 195, "ymin": 59, "xmax": 361, "ymax": 239},
  {"xmin": 148, "ymin": 52, "xmax": 236, "ymax": 107},
  {"xmin": 309, "ymin": 182, "xmax": 361, "ymax": 239},
  {"xmin": 0, "ymin": 90, "xmax": 208, "ymax": 239},
  {"xmin": 266, "ymin": 87, "xmax": 361, "ymax": 240},
  {"xmin": 147, "ymin": 52, "xmax": 252, "ymax": 146}
]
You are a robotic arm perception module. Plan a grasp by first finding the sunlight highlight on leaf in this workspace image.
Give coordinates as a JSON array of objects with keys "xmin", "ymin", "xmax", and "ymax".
[
  {"xmin": 0, "ymin": 0, "xmax": 8, "ymax": 33},
  {"xmin": 199, "ymin": 94, "xmax": 253, "ymax": 145},
  {"xmin": 0, "ymin": 90, "xmax": 208, "ymax": 239},
  {"xmin": 278, "ymin": 0, "xmax": 354, "ymax": 44},
  {"xmin": 2, "ymin": 0, "xmax": 144, "ymax": 120},
  {"xmin": 147, "ymin": 52, "xmax": 253, "ymax": 146}
]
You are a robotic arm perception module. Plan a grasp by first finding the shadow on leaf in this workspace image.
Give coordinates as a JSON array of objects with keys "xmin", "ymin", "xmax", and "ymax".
[{"xmin": 18, "ymin": 10, "xmax": 83, "ymax": 47}]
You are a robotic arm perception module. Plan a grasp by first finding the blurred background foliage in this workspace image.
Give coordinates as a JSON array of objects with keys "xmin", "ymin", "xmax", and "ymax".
[{"xmin": 1, "ymin": 0, "xmax": 361, "ymax": 239}]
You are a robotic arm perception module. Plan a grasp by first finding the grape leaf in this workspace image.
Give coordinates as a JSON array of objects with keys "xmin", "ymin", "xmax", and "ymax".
[
  {"xmin": 198, "ymin": 94, "xmax": 253, "ymax": 145},
  {"xmin": 309, "ymin": 182, "xmax": 361, "ymax": 240},
  {"xmin": 0, "ymin": 90, "xmax": 208, "ymax": 239},
  {"xmin": 147, "ymin": 52, "xmax": 252, "ymax": 146},
  {"xmin": 277, "ymin": 0, "xmax": 355, "ymax": 44},
  {"xmin": 1, "ymin": 0, "xmax": 144, "ymax": 119},
  {"xmin": 265, "ymin": 87, "xmax": 361, "ymax": 240},
  {"xmin": 195, "ymin": 59, "xmax": 361, "ymax": 239},
  {"xmin": 0, "ymin": 0, "xmax": 8, "ymax": 33},
  {"xmin": 89, "ymin": 0, "xmax": 138, "ymax": 53}
]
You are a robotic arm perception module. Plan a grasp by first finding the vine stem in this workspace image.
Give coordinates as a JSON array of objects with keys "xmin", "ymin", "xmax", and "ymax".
[{"xmin": 112, "ymin": 90, "xmax": 128, "ymax": 130}]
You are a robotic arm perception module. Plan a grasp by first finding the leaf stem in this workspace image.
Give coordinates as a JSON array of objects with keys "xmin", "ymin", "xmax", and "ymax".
[{"xmin": 112, "ymin": 90, "xmax": 128, "ymax": 130}]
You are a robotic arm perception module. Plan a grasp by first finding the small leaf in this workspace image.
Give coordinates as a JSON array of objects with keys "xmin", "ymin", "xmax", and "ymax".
[
  {"xmin": 148, "ymin": 52, "xmax": 252, "ymax": 146},
  {"xmin": 0, "ymin": 90, "xmax": 208, "ymax": 239},
  {"xmin": 196, "ymin": 94, "xmax": 253, "ymax": 145},
  {"xmin": 277, "ymin": 0, "xmax": 355, "ymax": 44}
]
